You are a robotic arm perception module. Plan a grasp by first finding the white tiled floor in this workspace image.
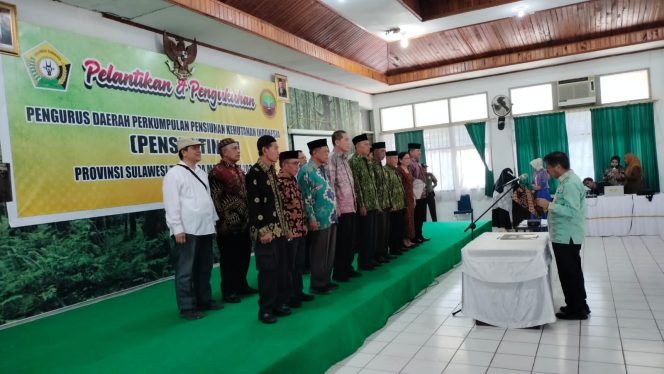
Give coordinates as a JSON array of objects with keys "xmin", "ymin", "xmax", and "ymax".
[{"xmin": 327, "ymin": 236, "xmax": 664, "ymax": 374}]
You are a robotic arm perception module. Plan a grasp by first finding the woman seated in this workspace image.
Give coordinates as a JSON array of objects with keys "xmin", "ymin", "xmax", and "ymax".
[
  {"xmin": 624, "ymin": 153, "xmax": 644, "ymax": 194},
  {"xmin": 603, "ymin": 155, "xmax": 626, "ymax": 186}
]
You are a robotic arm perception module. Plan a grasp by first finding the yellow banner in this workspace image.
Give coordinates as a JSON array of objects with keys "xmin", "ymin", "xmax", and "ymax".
[{"xmin": 0, "ymin": 23, "xmax": 287, "ymax": 226}]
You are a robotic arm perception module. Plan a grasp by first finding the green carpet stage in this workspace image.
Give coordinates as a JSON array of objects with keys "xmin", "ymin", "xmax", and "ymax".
[{"xmin": 0, "ymin": 221, "xmax": 490, "ymax": 373}]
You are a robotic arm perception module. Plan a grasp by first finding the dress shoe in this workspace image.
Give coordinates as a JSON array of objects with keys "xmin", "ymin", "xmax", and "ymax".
[
  {"xmin": 199, "ymin": 301, "xmax": 223, "ymax": 311},
  {"xmin": 327, "ymin": 282, "xmax": 339, "ymax": 290},
  {"xmin": 358, "ymin": 265, "xmax": 375, "ymax": 271},
  {"xmin": 560, "ymin": 305, "xmax": 591, "ymax": 314},
  {"xmin": 222, "ymin": 294, "xmax": 241, "ymax": 303},
  {"xmin": 392, "ymin": 250, "xmax": 404, "ymax": 256},
  {"xmin": 412, "ymin": 238, "xmax": 423, "ymax": 244},
  {"xmin": 555, "ymin": 311, "xmax": 588, "ymax": 320},
  {"xmin": 180, "ymin": 309, "xmax": 204, "ymax": 320},
  {"xmin": 419, "ymin": 237, "xmax": 431, "ymax": 242},
  {"xmin": 288, "ymin": 299, "xmax": 302, "ymax": 308},
  {"xmin": 376, "ymin": 257, "xmax": 390, "ymax": 264},
  {"xmin": 386, "ymin": 254, "xmax": 398, "ymax": 260},
  {"xmin": 310, "ymin": 286, "xmax": 331, "ymax": 295},
  {"xmin": 348, "ymin": 270, "xmax": 362, "ymax": 278},
  {"xmin": 370, "ymin": 260, "xmax": 383, "ymax": 267},
  {"xmin": 274, "ymin": 305, "xmax": 292, "ymax": 316},
  {"xmin": 240, "ymin": 287, "xmax": 259, "ymax": 295},
  {"xmin": 258, "ymin": 312, "xmax": 277, "ymax": 324},
  {"xmin": 300, "ymin": 293, "xmax": 315, "ymax": 302}
]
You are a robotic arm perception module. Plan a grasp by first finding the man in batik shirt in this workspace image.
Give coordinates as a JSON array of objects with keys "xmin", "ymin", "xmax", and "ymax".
[
  {"xmin": 328, "ymin": 130, "xmax": 360, "ymax": 282},
  {"xmin": 246, "ymin": 135, "xmax": 290, "ymax": 324},
  {"xmin": 384, "ymin": 151, "xmax": 406, "ymax": 256},
  {"xmin": 277, "ymin": 150, "xmax": 315, "ymax": 307},
  {"xmin": 298, "ymin": 138, "xmax": 338, "ymax": 294},
  {"xmin": 371, "ymin": 142, "xmax": 395, "ymax": 263},
  {"xmin": 348, "ymin": 134, "xmax": 380, "ymax": 270},
  {"xmin": 408, "ymin": 143, "xmax": 430, "ymax": 243},
  {"xmin": 209, "ymin": 138, "xmax": 256, "ymax": 304}
]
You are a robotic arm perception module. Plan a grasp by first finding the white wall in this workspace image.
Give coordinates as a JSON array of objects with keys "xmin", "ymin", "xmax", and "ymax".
[
  {"xmin": 374, "ymin": 50, "xmax": 664, "ymax": 221},
  {"xmin": 13, "ymin": 0, "xmax": 373, "ymax": 109}
]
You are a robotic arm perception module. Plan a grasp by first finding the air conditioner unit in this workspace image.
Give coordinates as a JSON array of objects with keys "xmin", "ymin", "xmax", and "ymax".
[{"xmin": 557, "ymin": 76, "xmax": 597, "ymax": 107}]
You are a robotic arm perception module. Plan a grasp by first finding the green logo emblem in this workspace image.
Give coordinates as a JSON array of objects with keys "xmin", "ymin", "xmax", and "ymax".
[{"xmin": 22, "ymin": 42, "xmax": 72, "ymax": 91}]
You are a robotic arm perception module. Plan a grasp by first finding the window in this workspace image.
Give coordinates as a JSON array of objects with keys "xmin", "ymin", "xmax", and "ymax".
[
  {"xmin": 565, "ymin": 110, "xmax": 595, "ymax": 181},
  {"xmin": 600, "ymin": 70, "xmax": 650, "ymax": 104},
  {"xmin": 424, "ymin": 124, "xmax": 489, "ymax": 195},
  {"xmin": 450, "ymin": 93, "xmax": 488, "ymax": 123},
  {"xmin": 378, "ymin": 132, "xmax": 396, "ymax": 152},
  {"xmin": 380, "ymin": 105, "xmax": 413, "ymax": 131},
  {"xmin": 414, "ymin": 99, "xmax": 449, "ymax": 127},
  {"xmin": 510, "ymin": 84, "xmax": 554, "ymax": 115}
]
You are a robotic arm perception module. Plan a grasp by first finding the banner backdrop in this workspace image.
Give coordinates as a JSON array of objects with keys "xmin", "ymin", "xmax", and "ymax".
[{"xmin": 0, "ymin": 23, "xmax": 286, "ymax": 227}]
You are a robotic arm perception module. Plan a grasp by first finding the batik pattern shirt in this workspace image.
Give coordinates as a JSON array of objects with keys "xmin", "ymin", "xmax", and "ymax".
[
  {"xmin": 348, "ymin": 154, "xmax": 379, "ymax": 211},
  {"xmin": 328, "ymin": 151, "xmax": 356, "ymax": 214},
  {"xmin": 409, "ymin": 161, "xmax": 427, "ymax": 199},
  {"xmin": 208, "ymin": 160, "xmax": 248, "ymax": 235},
  {"xmin": 384, "ymin": 165, "xmax": 406, "ymax": 211},
  {"xmin": 603, "ymin": 166, "xmax": 626, "ymax": 186},
  {"xmin": 297, "ymin": 160, "xmax": 337, "ymax": 231},
  {"xmin": 370, "ymin": 160, "xmax": 391, "ymax": 210},
  {"xmin": 277, "ymin": 171, "xmax": 306, "ymax": 238},
  {"xmin": 245, "ymin": 160, "xmax": 288, "ymax": 241}
]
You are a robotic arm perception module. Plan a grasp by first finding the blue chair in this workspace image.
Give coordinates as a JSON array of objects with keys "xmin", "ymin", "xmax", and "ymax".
[{"xmin": 453, "ymin": 194, "xmax": 474, "ymax": 221}]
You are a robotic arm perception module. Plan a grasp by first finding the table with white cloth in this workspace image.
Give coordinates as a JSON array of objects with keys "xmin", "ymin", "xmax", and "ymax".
[
  {"xmin": 461, "ymin": 232, "xmax": 556, "ymax": 328},
  {"xmin": 585, "ymin": 194, "xmax": 664, "ymax": 237}
]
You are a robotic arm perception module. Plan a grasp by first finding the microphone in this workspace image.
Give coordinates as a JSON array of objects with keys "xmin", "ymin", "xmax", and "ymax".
[{"xmin": 500, "ymin": 173, "xmax": 528, "ymax": 188}]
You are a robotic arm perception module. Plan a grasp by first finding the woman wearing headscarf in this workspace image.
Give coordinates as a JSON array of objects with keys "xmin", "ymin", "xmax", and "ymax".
[
  {"xmin": 492, "ymin": 168, "xmax": 515, "ymax": 231},
  {"xmin": 530, "ymin": 158, "xmax": 551, "ymax": 219},
  {"xmin": 397, "ymin": 152, "xmax": 416, "ymax": 248},
  {"xmin": 624, "ymin": 153, "xmax": 644, "ymax": 194}
]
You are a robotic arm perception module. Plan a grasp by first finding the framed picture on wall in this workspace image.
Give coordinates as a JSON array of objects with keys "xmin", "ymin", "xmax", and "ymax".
[
  {"xmin": 275, "ymin": 73, "xmax": 289, "ymax": 102},
  {"xmin": 0, "ymin": 2, "xmax": 18, "ymax": 56}
]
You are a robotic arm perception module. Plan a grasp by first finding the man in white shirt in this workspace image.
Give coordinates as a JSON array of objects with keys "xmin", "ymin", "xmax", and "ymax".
[{"xmin": 163, "ymin": 138, "xmax": 220, "ymax": 320}]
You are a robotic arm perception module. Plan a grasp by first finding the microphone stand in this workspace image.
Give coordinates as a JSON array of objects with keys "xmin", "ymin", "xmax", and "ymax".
[
  {"xmin": 454, "ymin": 178, "xmax": 520, "ymax": 318},
  {"xmin": 464, "ymin": 176, "xmax": 519, "ymax": 240}
]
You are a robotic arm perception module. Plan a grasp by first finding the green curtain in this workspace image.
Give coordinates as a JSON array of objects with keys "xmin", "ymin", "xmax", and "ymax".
[
  {"xmin": 465, "ymin": 122, "xmax": 494, "ymax": 197},
  {"xmin": 395, "ymin": 130, "xmax": 426, "ymax": 164},
  {"xmin": 514, "ymin": 112, "xmax": 568, "ymax": 194},
  {"xmin": 590, "ymin": 102, "xmax": 660, "ymax": 192}
]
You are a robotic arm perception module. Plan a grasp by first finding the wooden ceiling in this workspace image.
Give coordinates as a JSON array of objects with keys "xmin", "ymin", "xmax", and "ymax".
[
  {"xmin": 173, "ymin": 0, "xmax": 664, "ymax": 85},
  {"xmin": 398, "ymin": 0, "xmax": 520, "ymax": 21}
]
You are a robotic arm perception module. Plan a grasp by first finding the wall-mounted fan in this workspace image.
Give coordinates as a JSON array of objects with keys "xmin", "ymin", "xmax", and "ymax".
[{"xmin": 491, "ymin": 95, "xmax": 512, "ymax": 130}]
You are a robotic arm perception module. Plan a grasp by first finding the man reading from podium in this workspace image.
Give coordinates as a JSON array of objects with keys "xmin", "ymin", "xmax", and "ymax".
[{"xmin": 536, "ymin": 151, "xmax": 590, "ymax": 320}]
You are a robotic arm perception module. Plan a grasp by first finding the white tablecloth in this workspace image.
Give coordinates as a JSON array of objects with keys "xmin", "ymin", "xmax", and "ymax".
[
  {"xmin": 461, "ymin": 232, "xmax": 556, "ymax": 328},
  {"xmin": 585, "ymin": 194, "xmax": 664, "ymax": 237}
]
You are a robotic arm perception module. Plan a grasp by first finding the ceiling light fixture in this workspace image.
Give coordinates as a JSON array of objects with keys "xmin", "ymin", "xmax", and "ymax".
[{"xmin": 515, "ymin": 6, "xmax": 527, "ymax": 18}]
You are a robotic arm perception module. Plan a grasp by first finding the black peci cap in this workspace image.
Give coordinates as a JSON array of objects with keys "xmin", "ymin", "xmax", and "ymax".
[
  {"xmin": 307, "ymin": 138, "xmax": 328, "ymax": 152},
  {"xmin": 279, "ymin": 150, "xmax": 300, "ymax": 162},
  {"xmin": 352, "ymin": 134, "xmax": 369, "ymax": 145}
]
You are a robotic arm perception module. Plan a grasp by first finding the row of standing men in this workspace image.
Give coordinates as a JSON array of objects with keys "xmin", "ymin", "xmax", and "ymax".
[{"xmin": 162, "ymin": 132, "xmax": 431, "ymax": 323}]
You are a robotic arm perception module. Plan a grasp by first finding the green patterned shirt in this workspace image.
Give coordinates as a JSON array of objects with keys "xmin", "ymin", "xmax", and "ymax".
[
  {"xmin": 384, "ymin": 165, "xmax": 406, "ymax": 210},
  {"xmin": 349, "ymin": 154, "xmax": 379, "ymax": 211},
  {"xmin": 370, "ymin": 160, "xmax": 391, "ymax": 210}
]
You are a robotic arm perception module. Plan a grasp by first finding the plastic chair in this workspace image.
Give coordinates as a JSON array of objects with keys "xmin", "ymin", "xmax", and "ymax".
[{"xmin": 453, "ymin": 194, "xmax": 474, "ymax": 221}]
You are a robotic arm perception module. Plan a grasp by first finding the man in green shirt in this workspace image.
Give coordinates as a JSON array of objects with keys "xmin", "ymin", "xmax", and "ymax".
[
  {"xmin": 384, "ymin": 151, "xmax": 406, "ymax": 256},
  {"xmin": 371, "ymin": 142, "xmax": 396, "ymax": 263},
  {"xmin": 349, "ymin": 134, "xmax": 380, "ymax": 270},
  {"xmin": 536, "ymin": 151, "xmax": 589, "ymax": 320}
]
